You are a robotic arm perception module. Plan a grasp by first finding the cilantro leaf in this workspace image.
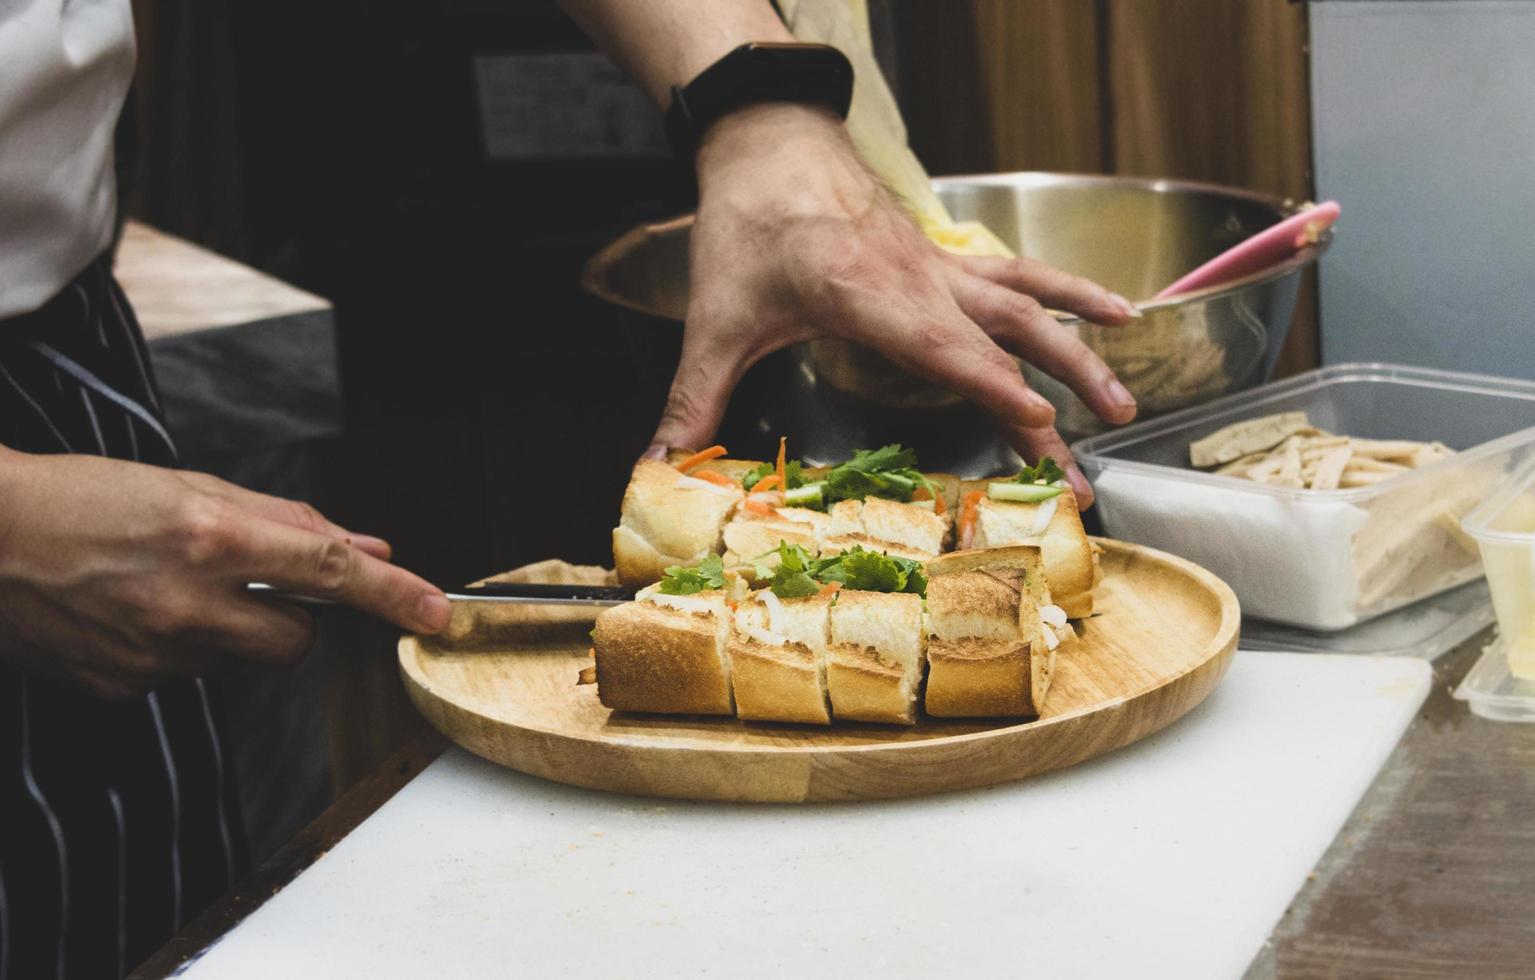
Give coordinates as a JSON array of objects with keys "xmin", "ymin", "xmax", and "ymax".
[
  {"xmin": 842, "ymin": 445, "xmax": 919, "ymax": 473},
  {"xmin": 822, "ymin": 444, "xmax": 930, "ymax": 505},
  {"xmin": 658, "ymin": 554, "xmax": 726, "ymax": 595},
  {"xmin": 768, "ymin": 541, "xmax": 821, "ymax": 598},
  {"xmin": 1011, "ymin": 457, "xmax": 1067, "ymax": 486},
  {"xmin": 891, "ymin": 554, "xmax": 929, "ymax": 596},
  {"xmin": 794, "ymin": 546, "xmax": 928, "ymax": 598},
  {"xmin": 835, "ymin": 549, "xmax": 904, "ymax": 592},
  {"xmin": 742, "ymin": 459, "xmax": 806, "ymax": 492}
]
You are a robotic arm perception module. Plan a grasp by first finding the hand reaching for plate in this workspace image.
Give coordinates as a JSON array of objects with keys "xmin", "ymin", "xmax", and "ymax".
[{"xmin": 646, "ymin": 103, "xmax": 1139, "ymax": 505}]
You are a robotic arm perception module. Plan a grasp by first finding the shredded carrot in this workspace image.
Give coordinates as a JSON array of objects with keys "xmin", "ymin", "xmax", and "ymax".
[
  {"xmin": 958, "ymin": 490, "xmax": 986, "ymax": 550},
  {"xmin": 588, "ymin": 647, "xmax": 596, "ymax": 658},
  {"xmin": 689, "ymin": 469, "xmax": 736, "ymax": 488},
  {"xmin": 775, "ymin": 436, "xmax": 787, "ymax": 492},
  {"xmin": 914, "ymin": 485, "xmax": 948, "ymax": 516},
  {"xmin": 751, "ymin": 473, "xmax": 782, "ymax": 493},
  {"xmin": 743, "ymin": 492, "xmax": 779, "ymax": 516},
  {"xmin": 815, "ymin": 581, "xmax": 843, "ymax": 599},
  {"xmin": 676, "ymin": 445, "xmax": 727, "ymax": 472}
]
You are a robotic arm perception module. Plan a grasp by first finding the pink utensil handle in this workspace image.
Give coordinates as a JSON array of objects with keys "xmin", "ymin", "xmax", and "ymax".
[{"xmin": 1153, "ymin": 200, "xmax": 1340, "ymax": 300}]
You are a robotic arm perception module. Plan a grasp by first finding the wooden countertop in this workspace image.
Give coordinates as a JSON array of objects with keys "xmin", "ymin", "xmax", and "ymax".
[{"xmin": 114, "ymin": 221, "xmax": 330, "ymax": 341}]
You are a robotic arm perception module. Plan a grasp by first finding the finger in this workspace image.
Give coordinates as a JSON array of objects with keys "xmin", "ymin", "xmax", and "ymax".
[
  {"xmin": 951, "ymin": 273, "xmax": 1137, "ymax": 426},
  {"xmin": 825, "ymin": 267, "xmax": 1059, "ymax": 428},
  {"xmin": 995, "ymin": 420, "xmax": 1095, "ymax": 509},
  {"xmin": 182, "ymin": 597, "xmax": 316, "ymax": 667},
  {"xmin": 178, "ymin": 473, "xmax": 393, "ymax": 559},
  {"xmin": 647, "ymin": 325, "xmax": 746, "ymax": 458},
  {"xmin": 221, "ymin": 516, "xmax": 450, "ymax": 634},
  {"xmin": 955, "ymin": 254, "xmax": 1139, "ymax": 325}
]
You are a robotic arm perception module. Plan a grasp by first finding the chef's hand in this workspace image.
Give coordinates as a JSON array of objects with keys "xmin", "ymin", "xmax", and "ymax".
[
  {"xmin": 648, "ymin": 103, "xmax": 1139, "ymax": 503},
  {"xmin": 0, "ymin": 448, "xmax": 451, "ymax": 701}
]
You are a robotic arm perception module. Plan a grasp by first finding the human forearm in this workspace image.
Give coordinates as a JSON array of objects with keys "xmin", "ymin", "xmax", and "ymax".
[{"xmin": 556, "ymin": 0, "xmax": 792, "ymax": 107}]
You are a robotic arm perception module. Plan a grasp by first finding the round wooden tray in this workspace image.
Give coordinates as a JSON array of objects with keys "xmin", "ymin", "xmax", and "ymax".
[{"xmin": 399, "ymin": 539, "xmax": 1239, "ymax": 803}]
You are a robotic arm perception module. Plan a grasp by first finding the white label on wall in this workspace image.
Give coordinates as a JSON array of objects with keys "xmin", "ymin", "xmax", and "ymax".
[{"xmin": 473, "ymin": 52, "xmax": 668, "ymax": 160}]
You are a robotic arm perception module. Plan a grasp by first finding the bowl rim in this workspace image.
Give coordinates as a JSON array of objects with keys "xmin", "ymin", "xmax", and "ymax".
[
  {"xmin": 581, "ymin": 170, "xmax": 1332, "ymax": 322},
  {"xmin": 930, "ymin": 171, "xmax": 1331, "ymax": 321}
]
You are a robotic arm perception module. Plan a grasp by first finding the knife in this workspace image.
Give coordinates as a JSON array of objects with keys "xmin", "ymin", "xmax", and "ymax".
[{"xmin": 246, "ymin": 581, "xmax": 635, "ymax": 609}]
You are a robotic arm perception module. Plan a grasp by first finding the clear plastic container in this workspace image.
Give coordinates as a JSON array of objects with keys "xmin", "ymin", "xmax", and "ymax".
[
  {"xmin": 1460, "ymin": 456, "xmax": 1535, "ymax": 679},
  {"xmin": 1242, "ymin": 579, "xmax": 1492, "ymax": 660},
  {"xmin": 1073, "ymin": 363, "xmax": 1535, "ymax": 630},
  {"xmin": 1454, "ymin": 638, "xmax": 1535, "ymax": 723}
]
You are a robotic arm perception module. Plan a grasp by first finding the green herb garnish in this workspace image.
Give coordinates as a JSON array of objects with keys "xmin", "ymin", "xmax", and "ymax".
[
  {"xmin": 1009, "ymin": 457, "xmax": 1067, "ymax": 487},
  {"xmin": 742, "ymin": 460, "xmax": 806, "ymax": 492},
  {"xmin": 766, "ymin": 542, "xmax": 822, "ymax": 598},
  {"xmin": 657, "ymin": 554, "xmax": 726, "ymax": 595},
  {"xmin": 822, "ymin": 444, "xmax": 937, "ymax": 507},
  {"xmin": 764, "ymin": 542, "xmax": 927, "ymax": 599},
  {"xmin": 815, "ymin": 547, "xmax": 928, "ymax": 596}
]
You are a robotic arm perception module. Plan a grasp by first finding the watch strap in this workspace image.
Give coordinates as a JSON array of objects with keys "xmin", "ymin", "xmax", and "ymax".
[{"xmin": 664, "ymin": 42, "xmax": 854, "ymax": 160}]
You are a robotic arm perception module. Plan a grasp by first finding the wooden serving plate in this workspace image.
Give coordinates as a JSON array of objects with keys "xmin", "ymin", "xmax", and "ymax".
[{"xmin": 399, "ymin": 539, "xmax": 1239, "ymax": 803}]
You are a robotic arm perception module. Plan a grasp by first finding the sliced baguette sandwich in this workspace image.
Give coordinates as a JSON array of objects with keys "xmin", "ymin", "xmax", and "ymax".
[
  {"xmin": 588, "ymin": 543, "xmax": 1075, "ymax": 725},
  {"xmin": 728, "ymin": 590, "xmax": 833, "ymax": 725},
  {"xmin": 591, "ymin": 583, "xmax": 736, "ymax": 716},
  {"xmin": 923, "ymin": 546, "xmax": 1072, "ymax": 718},
  {"xmin": 615, "ymin": 445, "xmax": 1100, "ymax": 619},
  {"xmin": 957, "ymin": 461, "xmax": 1100, "ymax": 618},
  {"xmin": 825, "ymin": 589, "xmax": 927, "ymax": 725},
  {"xmin": 821, "ymin": 496, "xmax": 949, "ymax": 560},
  {"xmin": 616, "ymin": 442, "xmax": 959, "ymax": 586},
  {"xmin": 613, "ymin": 454, "xmax": 744, "ymax": 588},
  {"xmin": 591, "ymin": 546, "xmax": 934, "ymax": 725}
]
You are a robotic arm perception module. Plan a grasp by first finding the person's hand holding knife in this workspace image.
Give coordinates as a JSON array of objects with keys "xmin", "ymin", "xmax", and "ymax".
[
  {"xmin": 562, "ymin": 0, "xmax": 1140, "ymax": 504},
  {"xmin": 0, "ymin": 448, "xmax": 450, "ymax": 700}
]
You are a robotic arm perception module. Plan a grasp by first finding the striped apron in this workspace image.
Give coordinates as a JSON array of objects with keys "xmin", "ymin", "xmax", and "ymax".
[{"xmin": 0, "ymin": 255, "xmax": 247, "ymax": 979}]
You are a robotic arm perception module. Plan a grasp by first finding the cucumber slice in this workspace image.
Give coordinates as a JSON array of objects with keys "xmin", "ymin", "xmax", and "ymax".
[
  {"xmin": 784, "ymin": 482, "xmax": 825, "ymax": 508},
  {"xmin": 987, "ymin": 481, "xmax": 1065, "ymax": 503}
]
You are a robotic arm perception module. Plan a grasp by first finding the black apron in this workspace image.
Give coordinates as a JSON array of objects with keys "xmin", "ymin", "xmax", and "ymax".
[{"xmin": 0, "ymin": 255, "xmax": 247, "ymax": 980}]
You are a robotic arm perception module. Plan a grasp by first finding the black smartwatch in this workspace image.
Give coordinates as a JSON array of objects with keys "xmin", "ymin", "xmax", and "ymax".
[{"xmin": 663, "ymin": 42, "xmax": 854, "ymax": 160}]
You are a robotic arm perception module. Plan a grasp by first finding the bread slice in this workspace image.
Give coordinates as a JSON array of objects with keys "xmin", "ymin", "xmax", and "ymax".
[
  {"xmin": 826, "ymin": 590, "xmax": 926, "ymax": 724},
  {"xmin": 822, "ymin": 497, "xmax": 949, "ymax": 560},
  {"xmin": 923, "ymin": 546, "xmax": 1060, "ymax": 718},
  {"xmin": 965, "ymin": 482, "xmax": 1099, "ymax": 618},
  {"xmin": 591, "ymin": 588, "xmax": 734, "ymax": 715},
  {"xmin": 720, "ymin": 507, "xmax": 829, "ymax": 568},
  {"xmin": 727, "ymin": 591, "xmax": 833, "ymax": 724},
  {"xmin": 613, "ymin": 459, "xmax": 743, "ymax": 587}
]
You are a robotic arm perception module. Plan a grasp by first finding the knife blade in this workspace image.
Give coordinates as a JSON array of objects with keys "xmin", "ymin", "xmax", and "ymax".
[{"xmin": 246, "ymin": 581, "xmax": 635, "ymax": 608}]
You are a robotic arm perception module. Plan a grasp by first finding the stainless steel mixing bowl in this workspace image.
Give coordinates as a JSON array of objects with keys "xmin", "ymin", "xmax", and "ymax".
[{"xmin": 583, "ymin": 172, "xmax": 1330, "ymax": 474}]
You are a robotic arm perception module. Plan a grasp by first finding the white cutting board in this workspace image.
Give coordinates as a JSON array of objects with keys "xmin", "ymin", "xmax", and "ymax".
[{"xmin": 178, "ymin": 652, "xmax": 1429, "ymax": 980}]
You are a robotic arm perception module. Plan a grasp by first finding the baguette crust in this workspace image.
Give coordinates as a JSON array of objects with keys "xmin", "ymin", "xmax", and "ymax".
[
  {"xmin": 728, "ymin": 594, "xmax": 832, "ymax": 724},
  {"xmin": 613, "ymin": 459, "xmax": 741, "ymax": 587},
  {"xmin": 825, "ymin": 657, "xmax": 917, "ymax": 725},
  {"xmin": 827, "ymin": 591, "xmax": 925, "ymax": 725},
  {"xmin": 925, "ymin": 637, "xmax": 1044, "ymax": 718},
  {"xmin": 729, "ymin": 640, "xmax": 831, "ymax": 724},
  {"xmin": 923, "ymin": 556, "xmax": 1053, "ymax": 718},
  {"xmin": 592, "ymin": 598, "xmax": 734, "ymax": 715},
  {"xmin": 964, "ymin": 483, "xmax": 1098, "ymax": 617}
]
